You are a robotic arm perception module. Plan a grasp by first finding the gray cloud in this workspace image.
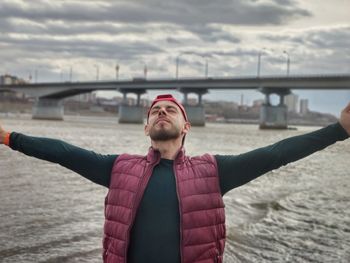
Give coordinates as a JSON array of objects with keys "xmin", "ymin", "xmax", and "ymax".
[
  {"xmin": 0, "ymin": 0, "xmax": 311, "ymax": 63},
  {"xmin": 0, "ymin": 0, "xmax": 311, "ymax": 26},
  {"xmin": 260, "ymin": 26, "xmax": 350, "ymax": 50},
  {"xmin": 0, "ymin": 18, "xmax": 241, "ymax": 46},
  {"xmin": 166, "ymin": 37, "xmax": 182, "ymax": 44},
  {"xmin": 187, "ymin": 25, "xmax": 241, "ymax": 43},
  {"xmin": 0, "ymin": 0, "xmax": 348, "ymax": 82},
  {"xmin": 175, "ymin": 48, "xmax": 258, "ymax": 60},
  {"xmin": 0, "ymin": 34, "xmax": 163, "ymax": 60},
  {"xmin": 304, "ymin": 28, "xmax": 350, "ymax": 50},
  {"xmin": 0, "ymin": 19, "xmax": 149, "ymax": 36}
]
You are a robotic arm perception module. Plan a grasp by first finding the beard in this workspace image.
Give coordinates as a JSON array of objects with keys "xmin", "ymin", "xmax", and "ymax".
[{"xmin": 149, "ymin": 122, "xmax": 182, "ymax": 141}]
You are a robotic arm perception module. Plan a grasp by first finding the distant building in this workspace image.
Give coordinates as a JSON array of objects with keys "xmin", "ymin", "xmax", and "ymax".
[
  {"xmin": 252, "ymin": 99, "xmax": 264, "ymax": 107},
  {"xmin": 300, "ymin": 99, "xmax": 309, "ymax": 115},
  {"xmin": 205, "ymin": 114, "xmax": 219, "ymax": 122},
  {"xmin": 187, "ymin": 98, "xmax": 198, "ymax": 106},
  {"xmin": 251, "ymin": 99, "xmax": 264, "ymax": 114},
  {"xmin": 0, "ymin": 74, "xmax": 27, "ymax": 85},
  {"xmin": 140, "ymin": 98, "xmax": 149, "ymax": 107},
  {"xmin": 0, "ymin": 74, "xmax": 28, "ymax": 100},
  {"xmin": 285, "ymin": 93, "xmax": 299, "ymax": 112},
  {"xmin": 82, "ymin": 93, "xmax": 93, "ymax": 103}
]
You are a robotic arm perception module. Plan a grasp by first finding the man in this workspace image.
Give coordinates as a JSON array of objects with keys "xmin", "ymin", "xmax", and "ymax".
[{"xmin": 1, "ymin": 94, "xmax": 349, "ymax": 263}]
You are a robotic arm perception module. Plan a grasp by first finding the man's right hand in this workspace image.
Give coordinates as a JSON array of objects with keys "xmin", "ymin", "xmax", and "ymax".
[
  {"xmin": 340, "ymin": 102, "xmax": 350, "ymax": 136},
  {"xmin": 0, "ymin": 121, "xmax": 8, "ymax": 144}
]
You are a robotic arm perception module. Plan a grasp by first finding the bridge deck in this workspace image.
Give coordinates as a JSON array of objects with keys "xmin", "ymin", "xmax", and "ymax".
[{"xmin": 1, "ymin": 74, "xmax": 349, "ymax": 99}]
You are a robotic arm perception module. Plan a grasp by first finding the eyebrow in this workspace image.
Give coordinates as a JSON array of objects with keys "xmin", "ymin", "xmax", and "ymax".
[{"xmin": 151, "ymin": 105, "xmax": 178, "ymax": 111}]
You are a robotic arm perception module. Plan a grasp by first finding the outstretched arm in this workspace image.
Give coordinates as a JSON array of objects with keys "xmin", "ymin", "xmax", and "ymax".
[
  {"xmin": 216, "ymin": 103, "xmax": 350, "ymax": 196},
  {"xmin": 0, "ymin": 122, "xmax": 116, "ymax": 187}
]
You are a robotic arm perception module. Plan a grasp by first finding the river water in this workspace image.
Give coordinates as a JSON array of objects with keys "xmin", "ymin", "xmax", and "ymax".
[{"xmin": 0, "ymin": 114, "xmax": 349, "ymax": 263}]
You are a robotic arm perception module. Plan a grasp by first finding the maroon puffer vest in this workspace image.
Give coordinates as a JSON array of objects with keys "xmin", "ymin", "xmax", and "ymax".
[{"xmin": 103, "ymin": 147, "xmax": 226, "ymax": 263}]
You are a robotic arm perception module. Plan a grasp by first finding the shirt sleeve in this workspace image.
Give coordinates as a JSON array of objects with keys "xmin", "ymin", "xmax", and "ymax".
[
  {"xmin": 9, "ymin": 132, "xmax": 117, "ymax": 188},
  {"xmin": 215, "ymin": 122, "xmax": 349, "ymax": 195}
]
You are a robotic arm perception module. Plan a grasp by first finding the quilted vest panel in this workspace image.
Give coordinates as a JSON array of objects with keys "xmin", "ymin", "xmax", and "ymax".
[{"xmin": 103, "ymin": 148, "xmax": 226, "ymax": 263}]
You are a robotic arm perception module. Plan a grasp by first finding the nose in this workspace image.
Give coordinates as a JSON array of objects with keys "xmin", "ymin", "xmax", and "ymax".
[{"xmin": 158, "ymin": 107, "xmax": 167, "ymax": 116}]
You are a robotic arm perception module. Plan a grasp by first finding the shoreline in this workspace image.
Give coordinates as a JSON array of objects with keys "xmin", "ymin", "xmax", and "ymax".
[
  {"xmin": 0, "ymin": 100, "xmax": 336, "ymax": 127},
  {"xmin": 0, "ymin": 112, "xmax": 328, "ymax": 130}
]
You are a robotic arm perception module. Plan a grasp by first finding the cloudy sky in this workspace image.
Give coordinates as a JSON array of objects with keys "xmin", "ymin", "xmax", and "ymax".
[{"xmin": 0, "ymin": 0, "xmax": 349, "ymax": 116}]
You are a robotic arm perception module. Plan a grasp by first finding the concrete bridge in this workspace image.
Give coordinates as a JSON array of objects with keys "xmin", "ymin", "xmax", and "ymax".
[{"xmin": 1, "ymin": 74, "xmax": 349, "ymax": 128}]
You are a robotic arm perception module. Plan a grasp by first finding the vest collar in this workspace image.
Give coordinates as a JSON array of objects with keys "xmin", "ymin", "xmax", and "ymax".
[{"xmin": 146, "ymin": 146, "xmax": 186, "ymax": 164}]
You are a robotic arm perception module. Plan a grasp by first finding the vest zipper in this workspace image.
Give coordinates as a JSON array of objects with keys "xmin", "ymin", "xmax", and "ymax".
[
  {"xmin": 124, "ymin": 160, "xmax": 160, "ymax": 263},
  {"xmin": 173, "ymin": 162, "xmax": 184, "ymax": 263}
]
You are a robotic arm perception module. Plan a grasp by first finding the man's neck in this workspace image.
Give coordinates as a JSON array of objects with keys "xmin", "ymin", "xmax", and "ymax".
[{"xmin": 151, "ymin": 140, "xmax": 182, "ymax": 160}]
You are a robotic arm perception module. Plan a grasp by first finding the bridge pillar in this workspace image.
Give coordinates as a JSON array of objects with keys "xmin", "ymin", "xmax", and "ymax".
[
  {"xmin": 259, "ymin": 88, "xmax": 290, "ymax": 129},
  {"xmin": 180, "ymin": 89, "xmax": 208, "ymax": 126},
  {"xmin": 32, "ymin": 98, "xmax": 64, "ymax": 120},
  {"xmin": 118, "ymin": 89, "xmax": 145, "ymax": 124}
]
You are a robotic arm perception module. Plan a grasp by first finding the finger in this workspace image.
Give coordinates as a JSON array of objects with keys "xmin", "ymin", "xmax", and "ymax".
[{"xmin": 342, "ymin": 102, "xmax": 350, "ymax": 113}]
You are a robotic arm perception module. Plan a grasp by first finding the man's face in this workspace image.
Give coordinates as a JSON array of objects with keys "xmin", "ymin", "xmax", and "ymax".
[{"xmin": 145, "ymin": 100, "xmax": 190, "ymax": 142}]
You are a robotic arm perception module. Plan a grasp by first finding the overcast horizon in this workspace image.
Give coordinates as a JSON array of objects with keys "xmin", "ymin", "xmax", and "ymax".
[{"xmin": 0, "ymin": 0, "xmax": 349, "ymax": 116}]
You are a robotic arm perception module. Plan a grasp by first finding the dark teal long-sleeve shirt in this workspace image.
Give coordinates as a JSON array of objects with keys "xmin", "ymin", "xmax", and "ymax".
[{"xmin": 7, "ymin": 122, "xmax": 349, "ymax": 263}]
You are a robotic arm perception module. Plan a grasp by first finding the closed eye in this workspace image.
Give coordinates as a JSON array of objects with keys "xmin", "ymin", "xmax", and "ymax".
[
  {"xmin": 150, "ymin": 109, "xmax": 159, "ymax": 115},
  {"xmin": 150, "ymin": 105, "xmax": 178, "ymax": 115},
  {"xmin": 166, "ymin": 106, "xmax": 178, "ymax": 113},
  {"xmin": 150, "ymin": 106, "xmax": 160, "ymax": 115}
]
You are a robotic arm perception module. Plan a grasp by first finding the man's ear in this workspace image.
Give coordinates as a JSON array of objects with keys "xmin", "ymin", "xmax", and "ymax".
[
  {"xmin": 182, "ymin": 122, "xmax": 191, "ymax": 135},
  {"xmin": 144, "ymin": 124, "xmax": 150, "ymax": 136}
]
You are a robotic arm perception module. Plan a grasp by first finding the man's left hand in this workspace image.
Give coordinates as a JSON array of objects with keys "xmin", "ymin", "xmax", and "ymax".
[{"xmin": 340, "ymin": 102, "xmax": 350, "ymax": 136}]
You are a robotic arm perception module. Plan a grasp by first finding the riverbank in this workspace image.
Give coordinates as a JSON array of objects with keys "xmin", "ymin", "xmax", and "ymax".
[{"xmin": 0, "ymin": 99, "xmax": 338, "ymax": 127}]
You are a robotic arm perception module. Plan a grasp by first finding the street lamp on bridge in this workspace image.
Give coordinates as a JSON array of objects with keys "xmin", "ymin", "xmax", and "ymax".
[
  {"xmin": 115, "ymin": 64, "xmax": 119, "ymax": 80},
  {"xmin": 176, "ymin": 52, "xmax": 187, "ymax": 79},
  {"xmin": 283, "ymin": 50, "xmax": 290, "ymax": 76},
  {"xmin": 34, "ymin": 69, "xmax": 38, "ymax": 83},
  {"xmin": 69, "ymin": 66, "xmax": 73, "ymax": 82},
  {"xmin": 199, "ymin": 55, "xmax": 209, "ymax": 78},
  {"xmin": 143, "ymin": 63, "xmax": 148, "ymax": 79},
  {"xmin": 257, "ymin": 48, "xmax": 267, "ymax": 78},
  {"xmin": 94, "ymin": 64, "xmax": 100, "ymax": 81},
  {"xmin": 204, "ymin": 58, "xmax": 208, "ymax": 78}
]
